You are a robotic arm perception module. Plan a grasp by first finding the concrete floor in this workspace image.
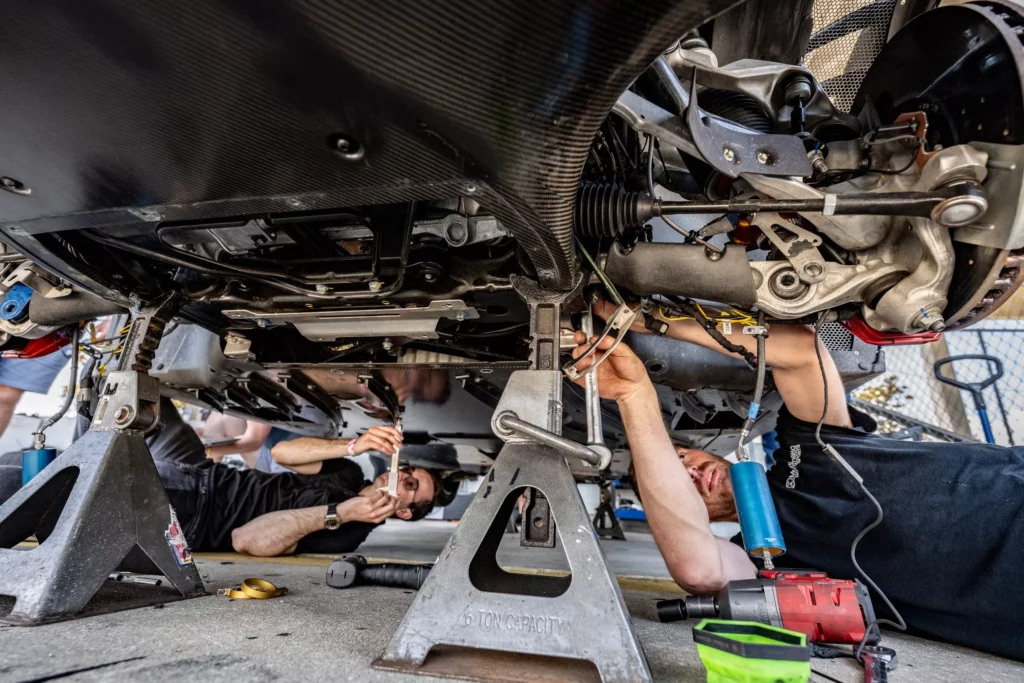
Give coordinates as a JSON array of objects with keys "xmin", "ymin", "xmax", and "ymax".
[{"xmin": 2, "ymin": 522, "xmax": 1022, "ymax": 682}]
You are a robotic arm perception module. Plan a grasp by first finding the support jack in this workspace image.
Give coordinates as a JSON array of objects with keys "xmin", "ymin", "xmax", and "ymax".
[{"xmin": 0, "ymin": 296, "xmax": 205, "ymax": 624}]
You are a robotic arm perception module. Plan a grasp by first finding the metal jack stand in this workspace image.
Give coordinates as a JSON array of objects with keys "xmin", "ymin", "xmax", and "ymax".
[
  {"xmin": 376, "ymin": 286, "xmax": 651, "ymax": 682},
  {"xmin": 0, "ymin": 296, "xmax": 205, "ymax": 624}
]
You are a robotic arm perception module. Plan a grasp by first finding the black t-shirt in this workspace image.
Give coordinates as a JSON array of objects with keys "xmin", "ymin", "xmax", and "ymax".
[
  {"xmin": 161, "ymin": 457, "xmax": 378, "ymax": 554},
  {"xmin": 752, "ymin": 406, "xmax": 1024, "ymax": 661}
]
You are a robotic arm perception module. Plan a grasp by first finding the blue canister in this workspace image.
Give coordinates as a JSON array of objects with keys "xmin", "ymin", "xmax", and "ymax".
[
  {"xmin": 22, "ymin": 447, "xmax": 57, "ymax": 486},
  {"xmin": 729, "ymin": 460, "xmax": 786, "ymax": 560}
]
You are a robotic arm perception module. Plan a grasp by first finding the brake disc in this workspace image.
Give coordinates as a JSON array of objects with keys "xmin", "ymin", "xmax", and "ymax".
[{"xmin": 853, "ymin": 0, "xmax": 1024, "ymax": 330}]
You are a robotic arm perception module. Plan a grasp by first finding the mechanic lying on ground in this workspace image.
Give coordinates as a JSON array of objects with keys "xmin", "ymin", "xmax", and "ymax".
[
  {"xmin": 576, "ymin": 300, "xmax": 1024, "ymax": 661},
  {"xmin": 2, "ymin": 414, "xmax": 445, "ymax": 556}
]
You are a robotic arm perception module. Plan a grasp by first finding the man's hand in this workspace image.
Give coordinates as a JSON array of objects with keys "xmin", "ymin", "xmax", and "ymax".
[
  {"xmin": 339, "ymin": 490, "xmax": 396, "ymax": 524},
  {"xmin": 570, "ymin": 330, "xmax": 653, "ymax": 403},
  {"xmin": 351, "ymin": 425, "xmax": 404, "ymax": 456}
]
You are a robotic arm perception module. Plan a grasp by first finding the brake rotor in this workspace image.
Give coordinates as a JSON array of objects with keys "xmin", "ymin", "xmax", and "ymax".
[{"xmin": 854, "ymin": 0, "xmax": 1024, "ymax": 330}]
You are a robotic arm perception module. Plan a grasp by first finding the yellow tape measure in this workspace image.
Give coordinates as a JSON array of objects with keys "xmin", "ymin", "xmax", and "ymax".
[{"xmin": 217, "ymin": 577, "xmax": 288, "ymax": 600}]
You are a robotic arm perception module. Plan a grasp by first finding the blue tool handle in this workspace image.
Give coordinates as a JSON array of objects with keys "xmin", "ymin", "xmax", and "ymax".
[
  {"xmin": 978, "ymin": 408, "xmax": 996, "ymax": 445},
  {"xmin": 22, "ymin": 448, "xmax": 57, "ymax": 486},
  {"xmin": 729, "ymin": 460, "xmax": 786, "ymax": 558}
]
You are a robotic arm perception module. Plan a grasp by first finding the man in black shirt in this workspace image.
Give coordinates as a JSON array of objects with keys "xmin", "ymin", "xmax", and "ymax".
[
  {"xmin": 575, "ymin": 300, "xmax": 1024, "ymax": 661},
  {"xmin": 18, "ymin": 404, "xmax": 443, "ymax": 557}
]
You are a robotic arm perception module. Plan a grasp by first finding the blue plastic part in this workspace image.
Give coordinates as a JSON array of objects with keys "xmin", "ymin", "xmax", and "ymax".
[
  {"xmin": 746, "ymin": 402, "xmax": 760, "ymax": 420},
  {"xmin": 0, "ymin": 283, "xmax": 33, "ymax": 322},
  {"xmin": 22, "ymin": 447, "xmax": 57, "ymax": 486},
  {"xmin": 978, "ymin": 408, "xmax": 996, "ymax": 444},
  {"xmin": 729, "ymin": 461, "xmax": 786, "ymax": 558}
]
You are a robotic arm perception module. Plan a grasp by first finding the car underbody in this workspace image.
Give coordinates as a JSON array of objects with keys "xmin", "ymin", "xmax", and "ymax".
[{"xmin": 0, "ymin": 0, "xmax": 1022, "ymax": 480}]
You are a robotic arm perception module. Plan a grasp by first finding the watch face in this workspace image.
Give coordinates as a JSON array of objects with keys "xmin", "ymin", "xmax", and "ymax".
[{"xmin": 325, "ymin": 517, "xmax": 340, "ymax": 531}]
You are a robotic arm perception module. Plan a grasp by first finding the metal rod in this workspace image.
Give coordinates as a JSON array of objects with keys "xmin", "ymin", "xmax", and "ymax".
[
  {"xmin": 582, "ymin": 309, "xmax": 604, "ymax": 448},
  {"xmin": 652, "ymin": 55, "xmax": 689, "ymax": 114},
  {"xmin": 496, "ymin": 412, "xmax": 602, "ymax": 466},
  {"xmin": 656, "ymin": 185, "xmax": 984, "ymax": 221}
]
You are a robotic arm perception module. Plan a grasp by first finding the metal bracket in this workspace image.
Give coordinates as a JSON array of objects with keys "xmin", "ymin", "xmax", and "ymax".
[
  {"xmin": 686, "ymin": 71, "xmax": 812, "ymax": 179},
  {"xmin": 222, "ymin": 299, "xmax": 479, "ymax": 341},
  {"xmin": 755, "ymin": 213, "xmax": 826, "ymax": 284}
]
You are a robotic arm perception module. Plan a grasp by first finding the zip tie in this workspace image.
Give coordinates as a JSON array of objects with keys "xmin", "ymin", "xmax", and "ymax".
[{"xmin": 823, "ymin": 194, "xmax": 837, "ymax": 216}]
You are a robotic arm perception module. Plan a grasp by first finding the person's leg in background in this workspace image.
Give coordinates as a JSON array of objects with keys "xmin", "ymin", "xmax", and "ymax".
[
  {"xmin": 0, "ymin": 350, "xmax": 70, "ymax": 440},
  {"xmin": 0, "ymin": 384, "xmax": 25, "ymax": 438}
]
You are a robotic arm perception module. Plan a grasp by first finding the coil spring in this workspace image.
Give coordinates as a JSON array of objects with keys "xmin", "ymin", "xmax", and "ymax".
[{"xmin": 575, "ymin": 183, "xmax": 650, "ymax": 239}]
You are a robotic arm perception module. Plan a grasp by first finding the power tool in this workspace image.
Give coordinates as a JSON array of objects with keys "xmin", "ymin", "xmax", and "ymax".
[
  {"xmin": 657, "ymin": 570, "xmax": 877, "ymax": 645},
  {"xmin": 326, "ymin": 555, "xmax": 432, "ymax": 590}
]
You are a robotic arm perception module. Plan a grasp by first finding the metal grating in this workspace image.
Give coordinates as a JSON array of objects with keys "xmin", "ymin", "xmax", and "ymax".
[
  {"xmin": 803, "ymin": 0, "xmax": 898, "ymax": 111},
  {"xmin": 820, "ymin": 322, "xmax": 855, "ymax": 351}
]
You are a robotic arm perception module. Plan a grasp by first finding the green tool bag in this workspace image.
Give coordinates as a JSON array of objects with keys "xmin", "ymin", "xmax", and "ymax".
[{"xmin": 693, "ymin": 619, "xmax": 811, "ymax": 683}]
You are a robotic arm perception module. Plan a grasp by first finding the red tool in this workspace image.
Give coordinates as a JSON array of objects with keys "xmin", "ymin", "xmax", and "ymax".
[
  {"xmin": 657, "ymin": 570, "xmax": 877, "ymax": 645},
  {"xmin": 0, "ymin": 328, "xmax": 74, "ymax": 359}
]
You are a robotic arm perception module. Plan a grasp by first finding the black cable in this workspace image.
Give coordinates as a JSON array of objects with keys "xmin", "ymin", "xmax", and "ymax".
[
  {"xmin": 33, "ymin": 326, "xmax": 79, "ymax": 445},
  {"xmin": 736, "ymin": 312, "xmax": 767, "ymax": 458},
  {"xmin": 811, "ymin": 315, "xmax": 907, "ymax": 658},
  {"xmin": 438, "ymin": 322, "xmax": 529, "ymax": 339},
  {"xmin": 667, "ymin": 296, "xmax": 757, "ymax": 368},
  {"xmin": 810, "ymin": 669, "xmax": 846, "ymax": 683}
]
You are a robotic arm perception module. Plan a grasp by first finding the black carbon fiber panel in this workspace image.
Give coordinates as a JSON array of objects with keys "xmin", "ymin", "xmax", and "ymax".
[{"xmin": 0, "ymin": 0, "xmax": 735, "ymax": 290}]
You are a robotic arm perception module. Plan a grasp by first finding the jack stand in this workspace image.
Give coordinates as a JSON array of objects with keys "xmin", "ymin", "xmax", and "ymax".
[
  {"xmin": 593, "ymin": 484, "xmax": 626, "ymax": 541},
  {"xmin": 0, "ymin": 295, "xmax": 205, "ymax": 624},
  {"xmin": 376, "ymin": 285, "xmax": 651, "ymax": 682}
]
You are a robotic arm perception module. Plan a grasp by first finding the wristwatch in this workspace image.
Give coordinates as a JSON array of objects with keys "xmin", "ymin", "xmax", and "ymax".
[{"xmin": 325, "ymin": 503, "xmax": 341, "ymax": 531}]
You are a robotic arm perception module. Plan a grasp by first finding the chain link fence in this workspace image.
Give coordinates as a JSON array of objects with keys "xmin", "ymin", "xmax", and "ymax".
[{"xmin": 853, "ymin": 293, "xmax": 1024, "ymax": 445}]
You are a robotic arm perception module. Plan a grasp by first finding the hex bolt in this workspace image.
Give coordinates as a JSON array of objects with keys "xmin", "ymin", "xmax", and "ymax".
[
  {"xmin": 423, "ymin": 272, "xmax": 437, "ymax": 282},
  {"xmin": 1, "ymin": 176, "xmax": 31, "ymax": 196},
  {"xmin": 756, "ymin": 151, "xmax": 770, "ymax": 165},
  {"xmin": 455, "ymin": 312, "xmax": 466, "ymax": 322},
  {"xmin": 256, "ymin": 319, "xmax": 269, "ymax": 328},
  {"xmin": 723, "ymin": 148, "xmax": 736, "ymax": 163},
  {"xmin": 368, "ymin": 281, "xmax": 383, "ymax": 292},
  {"xmin": 331, "ymin": 134, "xmax": 364, "ymax": 161},
  {"xmin": 382, "ymin": 338, "xmax": 393, "ymax": 351},
  {"xmin": 315, "ymin": 284, "xmax": 330, "ymax": 294}
]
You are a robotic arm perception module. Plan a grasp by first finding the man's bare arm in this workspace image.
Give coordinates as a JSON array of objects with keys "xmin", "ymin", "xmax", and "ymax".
[
  {"xmin": 230, "ymin": 494, "xmax": 396, "ymax": 557},
  {"xmin": 231, "ymin": 506, "xmax": 325, "ymax": 557},
  {"xmin": 206, "ymin": 421, "xmax": 272, "ymax": 461},
  {"xmin": 596, "ymin": 301, "xmax": 850, "ymax": 427},
  {"xmin": 272, "ymin": 426, "xmax": 403, "ymax": 469},
  {"xmin": 619, "ymin": 384, "xmax": 757, "ymax": 592},
  {"xmin": 572, "ymin": 332, "xmax": 756, "ymax": 593}
]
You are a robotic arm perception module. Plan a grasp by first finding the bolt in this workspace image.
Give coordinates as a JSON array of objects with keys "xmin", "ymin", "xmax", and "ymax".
[
  {"xmin": 928, "ymin": 319, "xmax": 946, "ymax": 332},
  {"xmin": 315, "ymin": 284, "xmax": 330, "ymax": 294},
  {"xmin": 465, "ymin": 184, "xmax": 477, "ymax": 194},
  {"xmin": 723, "ymin": 148, "xmax": 736, "ymax": 163},
  {"xmin": 114, "ymin": 406, "xmax": 133, "ymax": 425},
  {"xmin": 256, "ymin": 318, "xmax": 269, "ymax": 328},
  {"xmin": 335, "ymin": 138, "xmax": 352, "ymax": 152},
  {"xmin": 756, "ymin": 151, "xmax": 770, "ymax": 165},
  {"xmin": 368, "ymin": 281, "xmax": 383, "ymax": 292},
  {"xmin": 382, "ymin": 339, "xmax": 393, "ymax": 351},
  {"xmin": 0, "ymin": 176, "xmax": 30, "ymax": 196},
  {"xmin": 705, "ymin": 246, "xmax": 723, "ymax": 261},
  {"xmin": 423, "ymin": 272, "xmax": 437, "ymax": 282},
  {"xmin": 455, "ymin": 311, "xmax": 466, "ymax": 321}
]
